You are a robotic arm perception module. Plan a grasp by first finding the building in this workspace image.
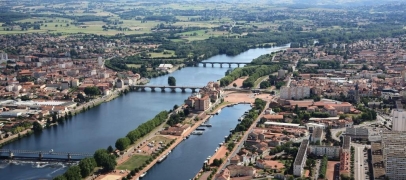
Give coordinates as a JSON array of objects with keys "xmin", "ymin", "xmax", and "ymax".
[
  {"xmin": 293, "ymin": 139, "xmax": 309, "ymax": 176},
  {"xmin": 371, "ymin": 142, "xmax": 385, "ymax": 180},
  {"xmin": 345, "ymin": 127, "xmax": 368, "ymax": 141},
  {"xmin": 391, "ymin": 101, "xmax": 406, "ymax": 131},
  {"xmin": 308, "ymin": 145, "xmax": 340, "ymax": 158},
  {"xmin": 215, "ymin": 165, "xmax": 256, "ymax": 180},
  {"xmin": 311, "ymin": 127, "xmax": 323, "ymax": 143},
  {"xmin": 382, "ymin": 131, "xmax": 406, "ymax": 180},
  {"xmin": 158, "ymin": 64, "xmax": 173, "ymax": 71},
  {"xmin": 278, "ymin": 69, "xmax": 285, "ymax": 78},
  {"xmin": 195, "ymin": 95, "xmax": 210, "ymax": 111},
  {"xmin": 280, "ymin": 86, "xmax": 310, "ymax": 100},
  {"xmin": 340, "ymin": 136, "xmax": 351, "ymax": 174}
]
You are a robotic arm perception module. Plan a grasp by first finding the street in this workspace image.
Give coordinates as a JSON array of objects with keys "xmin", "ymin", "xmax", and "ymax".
[
  {"xmin": 217, "ymin": 101, "xmax": 270, "ymax": 173},
  {"xmin": 353, "ymin": 143, "xmax": 366, "ymax": 180}
]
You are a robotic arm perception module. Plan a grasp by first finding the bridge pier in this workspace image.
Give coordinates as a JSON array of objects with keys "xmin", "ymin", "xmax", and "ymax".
[
  {"xmin": 170, "ymin": 87, "xmax": 176, "ymax": 92},
  {"xmin": 9, "ymin": 152, "xmax": 13, "ymax": 159},
  {"xmin": 229, "ymin": 64, "xmax": 231, "ymax": 68},
  {"xmin": 68, "ymin": 153, "xmax": 71, "ymax": 162},
  {"xmin": 237, "ymin": 64, "xmax": 240, "ymax": 67},
  {"xmin": 220, "ymin": 64, "xmax": 223, "ymax": 68},
  {"xmin": 191, "ymin": 88, "xmax": 196, "ymax": 93},
  {"xmin": 211, "ymin": 63, "xmax": 214, "ymax": 67},
  {"xmin": 203, "ymin": 63, "xmax": 206, "ymax": 67},
  {"xmin": 141, "ymin": 87, "xmax": 146, "ymax": 92},
  {"xmin": 160, "ymin": 87, "xmax": 166, "ymax": 92},
  {"xmin": 150, "ymin": 87, "xmax": 156, "ymax": 92},
  {"xmin": 39, "ymin": 152, "xmax": 43, "ymax": 161},
  {"xmin": 181, "ymin": 88, "xmax": 186, "ymax": 93}
]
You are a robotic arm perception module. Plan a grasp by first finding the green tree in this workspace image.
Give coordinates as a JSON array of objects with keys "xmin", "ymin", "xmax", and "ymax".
[
  {"xmin": 79, "ymin": 157, "xmax": 97, "ymax": 178},
  {"xmin": 168, "ymin": 76, "xmax": 176, "ymax": 86},
  {"xmin": 94, "ymin": 149, "xmax": 108, "ymax": 166},
  {"xmin": 115, "ymin": 137, "xmax": 131, "ymax": 151},
  {"xmin": 63, "ymin": 165, "xmax": 81, "ymax": 180},
  {"xmin": 107, "ymin": 145, "xmax": 114, "ymax": 153},
  {"xmin": 84, "ymin": 86, "xmax": 101, "ymax": 96},
  {"xmin": 93, "ymin": 149, "xmax": 117, "ymax": 171},
  {"xmin": 103, "ymin": 154, "xmax": 117, "ymax": 171},
  {"xmin": 32, "ymin": 121, "xmax": 43, "ymax": 133},
  {"xmin": 233, "ymin": 83, "xmax": 237, "ymax": 87}
]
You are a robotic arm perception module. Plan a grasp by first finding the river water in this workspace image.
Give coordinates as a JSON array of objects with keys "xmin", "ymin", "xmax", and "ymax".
[{"xmin": 0, "ymin": 46, "xmax": 288, "ymax": 180}]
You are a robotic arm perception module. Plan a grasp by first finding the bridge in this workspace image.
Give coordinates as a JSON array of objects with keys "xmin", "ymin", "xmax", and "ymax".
[
  {"xmin": 0, "ymin": 149, "xmax": 93, "ymax": 162},
  {"xmin": 130, "ymin": 85, "xmax": 203, "ymax": 93},
  {"xmin": 199, "ymin": 62, "xmax": 248, "ymax": 68}
]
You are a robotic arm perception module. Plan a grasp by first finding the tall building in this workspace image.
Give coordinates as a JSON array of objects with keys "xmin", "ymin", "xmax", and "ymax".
[
  {"xmin": 382, "ymin": 131, "xmax": 406, "ymax": 179},
  {"xmin": 293, "ymin": 139, "xmax": 309, "ymax": 176},
  {"xmin": 391, "ymin": 101, "xmax": 406, "ymax": 131},
  {"xmin": 280, "ymin": 86, "xmax": 310, "ymax": 100}
]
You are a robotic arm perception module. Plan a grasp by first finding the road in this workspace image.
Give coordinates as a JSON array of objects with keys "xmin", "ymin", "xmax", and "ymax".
[
  {"xmin": 217, "ymin": 101, "xmax": 270, "ymax": 173},
  {"xmin": 353, "ymin": 143, "xmax": 366, "ymax": 180}
]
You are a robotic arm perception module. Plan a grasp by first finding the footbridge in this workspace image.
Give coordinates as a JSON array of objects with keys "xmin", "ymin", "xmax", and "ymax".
[
  {"xmin": 0, "ymin": 149, "xmax": 93, "ymax": 162},
  {"xmin": 131, "ymin": 85, "xmax": 203, "ymax": 93},
  {"xmin": 199, "ymin": 62, "xmax": 248, "ymax": 68}
]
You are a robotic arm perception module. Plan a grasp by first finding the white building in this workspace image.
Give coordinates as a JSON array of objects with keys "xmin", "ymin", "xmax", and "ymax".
[
  {"xmin": 293, "ymin": 140, "xmax": 309, "ymax": 176},
  {"xmin": 158, "ymin": 64, "xmax": 173, "ymax": 71},
  {"xmin": 280, "ymin": 86, "xmax": 310, "ymax": 100},
  {"xmin": 311, "ymin": 127, "xmax": 323, "ymax": 143},
  {"xmin": 391, "ymin": 103, "xmax": 406, "ymax": 131},
  {"xmin": 0, "ymin": 52, "xmax": 8, "ymax": 61},
  {"xmin": 308, "ymin": 146, "xmax": 340, "ymax": 158},
  {"xmin": 382, "ymin": 131, "xmax": 406, "ymax": 179}
]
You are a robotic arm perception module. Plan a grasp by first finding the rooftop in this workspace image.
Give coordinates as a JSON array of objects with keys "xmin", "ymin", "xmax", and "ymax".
[
  {"xmin": 313, "ymin": 127, "xmax": 323, "ymax": 138},
  {"xmin": 264, "ymin": 122, "xmax": 301, "ymax": 127},
  {"xmin": 294, "ymin": 139, "xmax": 309, "ymax": 166},
  {"xmin": 345, "ymin": 127, "xmax": 368, "ymax": 136}
]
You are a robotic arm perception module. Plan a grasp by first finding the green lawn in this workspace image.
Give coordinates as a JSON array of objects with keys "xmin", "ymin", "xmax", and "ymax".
[
  {"xmin": 117, "ymin": 155, "xmax": 150, "ymax": 170},
  {"xmin": 127, "ymin": 64, "xmax": 142, "ymax": 68}
]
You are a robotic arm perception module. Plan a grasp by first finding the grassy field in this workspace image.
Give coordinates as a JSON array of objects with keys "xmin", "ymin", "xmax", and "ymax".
[
  {"xmin": 117, "ymin": 155, "xmax": 150, "ymax": 170},
  {"xmin": 127, "ymin": 64, "xmax": 142, "ymax": 68},
  {"xmin": 149, "ymin": 136, "xmax": 172, "ymax": 144},
  {"xmin": 149, "ymin": 50, "xmax": 176, "ymax": 58}
]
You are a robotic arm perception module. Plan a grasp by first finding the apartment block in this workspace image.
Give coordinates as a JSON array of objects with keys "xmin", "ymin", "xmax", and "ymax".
[
  {"xmin": 311, "ymin": 127, "xmax": 323, "ymax": 143},
  {"xmin": 382, "ymin": 131, "xmax": 406, "ymax": 179},
  {"xmin": 391, "ymin": 101, "xmax": 406, "ymax": 131},
  {"xmin": 280, "ymin": 86, "xmax": 310, "ymax": 100},
  {"xmin": 293, "ymin": 139, "xmax": 309, "ymax": 176},
  {"xmin": 308, "ymin": 145, "xmax": 340, "ymax": 158}
]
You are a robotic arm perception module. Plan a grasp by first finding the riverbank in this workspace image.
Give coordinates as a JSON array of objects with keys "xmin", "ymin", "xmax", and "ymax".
[
  {"xmin": 94, "ymin": 96, "xmax": 240, "ymax": 180},
  {"xmin": 194, "ymin": 98, "xmax": 271, "ymax": 180},
  {"xmin": 0, "ymin": 86, "xmax": 129, "ymax": 148}
]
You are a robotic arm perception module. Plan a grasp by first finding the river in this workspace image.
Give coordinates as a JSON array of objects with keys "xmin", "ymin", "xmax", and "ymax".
[{"xmin": 0, "ymin": 45, "xmax": 288, "ymax": 180}]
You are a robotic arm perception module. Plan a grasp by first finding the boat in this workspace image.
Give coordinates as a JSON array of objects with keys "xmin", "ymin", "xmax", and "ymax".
[
  {"xmin": 196, "ymin": 128, "xmax": 205, "ymax": 131},
  {"xmin": 186, "ymin": 135, "xmax": 190, "ymax": 139},
  {"xmin": 200, "ymin": 124, "xmax": 212, "ymax": 127},
  {"xmin": 140, "ymin": 171, "xmax": 147, "ymax": 178},
  {"xmin": 192, "ymin": 131, "xmax": 204, "ymax": 135},
  {"xmin": 158, "ymin": 155, "xmax": 167, "ymax": 163}
]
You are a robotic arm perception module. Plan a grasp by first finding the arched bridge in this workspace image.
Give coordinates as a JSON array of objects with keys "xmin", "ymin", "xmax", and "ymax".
[
  {"xmin": 0, "ymin": 149, "xmax": 93, "ymax": 161},
  {"xmin": 199, "ymin": 62, "xmax": 248, "ymax": 68},
  {"xmin": 130, "ymin": 85, "xmax": 203, "ymax": 93}
]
